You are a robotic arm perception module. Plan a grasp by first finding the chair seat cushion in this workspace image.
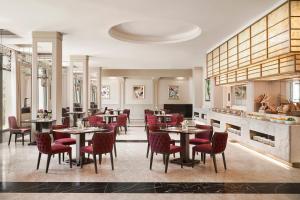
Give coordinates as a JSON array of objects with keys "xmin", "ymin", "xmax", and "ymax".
[
  {"xmin": 11, "ymin": 128, "xmax": 31, "ymax": 134},
  {"xmin": 169, "ymin": 145, "xmax": 182, "ymax": 154},
  {"xmin": 189, "ymin": 138, "xmax": 210, "ymax": 145},
  {"xmin": 81, "ymin": 145, "xmax": 93, "ymax": 154},
  {"xmin": 51, "ymin": 144, "xmax": 72, "ymax": 154},
  {"xmin": 193, "ymin": 143, "xmax": 212, "ymax": 153},
  {"xmin": 55, "ymin": 138, "xmax": 76, "ymax": 145}
]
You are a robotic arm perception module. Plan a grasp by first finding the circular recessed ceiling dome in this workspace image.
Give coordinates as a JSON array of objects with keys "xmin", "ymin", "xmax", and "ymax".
[{"xmin": 109, "ymin": 20, "xmax": 201, "ymax": 44}]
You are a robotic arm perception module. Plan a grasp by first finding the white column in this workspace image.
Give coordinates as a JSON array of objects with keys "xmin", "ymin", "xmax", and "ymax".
[
  {"xmin": 83, "ymin": 56, "xmax": 89, "ymax": 114},
  {"xmin": 96, "ymin": 67, "xmax": 102, "ymax": 109},
  {"xmin": 32, "ymin": 31, "xmax": 63, "ymax": 125},
  {"xmin": 192, "ymin": 67, "xmax": 203, "ymax": 108},
  {"xmin": 119, "ymin": 77, "xmax": 125, "ymax": 109},
  {"xmin": 152, "ymin": 77, "xmax": 160, "ymax": 109},
  {"xmin": 69, "ymin": 55, "xmax": 89, "ymax": 115},
  {"xmin": 67, "ymin": 63, "xmax": 74, "ymax": 112}
]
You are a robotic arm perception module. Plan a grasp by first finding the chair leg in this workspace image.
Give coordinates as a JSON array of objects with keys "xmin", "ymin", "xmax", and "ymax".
[
  {"xmin": 222, "ymin": 152, "xmax": 227, "ymax": 170},
  {"xmin": 165, "ymin": 154, "xmax": 170, "ymax": 173},
  {"xmin": 110, "ymin": 152, "xmax": 114, "ymax": 170},
  {"xmin": 80, "ymin": 154, "xmax": 84, "ymax": 168},
  {"xmin": 150, "ymin": 151, "xmax": 154, "ymax": 170},
  {"xmin": 212, "ymin": 154, "xmax": 218, "ymax": 173},
  {"xmin": 146, "ymin": 143, "xmax": 150, "ymax": 158},
  {"xmin": 69, "ymin": 152, "xmax": 72, "ymax": 168},
  {"xmin": 63, "ymin": 153, "xmax": 65, "ymax": 162},
  {"xmin": 125, "ymin": 125, "xmax": 127, "ymax": 134},
  {"xmin": 46, "ymin": 154, "xmax": 51, "ymax": 173},
  {"xmin": 37, "ymin": 152, "xmax": 42, "ymax": 170},
  {"xmin": 200, "ymin": 153, "xmax": 203, "ymax": 162},
  {"xmin": 22, "ymin": 134, "xmax": 24, "ymax": 145},
  {"xmin": 58, "ymin": 153, "xmax": 61, "ymax": 164},
  {"xmin": 192, "ymin": 150, "xmax": 196, "ymax": 168},
  {"xmin": 15, "ymin": 134, "xmax": 17, "ymax": 143},
  {"xmin": 204, "ymin": 153, "xmax": 206, "ymax": 164},
  {"xmin": 114, "ymin": 143, "xmax": 117, "ymax": 157},
  {"xmin": 29, "ymin": 132, "xmax": 32, "ymax": 142},
  {"xmin": 163, "ymin": 154, "xmax": 166, "ymax": 165},
  {"xmin": 180, "ymin": 152, "xmax": 183, "ymax": 168},
  {"xmin": 8, "ymin": 133, "xmax": 12, "ymax": 145},
  {"xmin": 93, "ymin": 154, "xmax": 98, "ymax": 174},
  {"xmin": 99, "ymin": 154, "xmax": 102, "ymax": 164}
]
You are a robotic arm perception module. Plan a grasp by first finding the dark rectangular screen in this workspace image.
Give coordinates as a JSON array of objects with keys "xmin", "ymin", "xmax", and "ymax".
[{"xmin": 163, "ymin": 104, "xmax": 193, "ymax": 118}]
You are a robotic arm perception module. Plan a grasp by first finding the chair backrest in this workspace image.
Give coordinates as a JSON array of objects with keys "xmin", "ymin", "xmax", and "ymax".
[
  {"xmin": 149, "ymin": 132, "xmax": 171, "ymax": 154},
  {"xmin": 52, "ymin": 124, "xmax": 69, "ymax": 140},
  {"xmin": 195, "ymin": 124, "xmax": 213, "ymax": 141},
  {"xmin": 62, "ymin": 117, "xmax": 70, "ymax": 127},
  {"xmin": 106, "ymin": 123, "xmax": 118, "ymax": 140},
  {"xmin": 123, "ymin": 109, "xmax": 130, "ymax": 116},
  {"xmin": 36, "ymin": 133, "xmax": 52, "ymax": 154},
  {"xmin": 169, "ymin": 114, "xmax": 178, "ymax": 123},
  {"xmin": 146, "ymin": 124, "xmax": 162, "ymax": 141},
  {"xmin": 177, "ymin": 114, "xmax": 184, "ymax": 124},
  {"xmin": 117, "ymin": 114, "xmax": 127, "ymax": 126},
  {"xmin": 88, "ymin": 115, "xmax": 103, "ymax": 127},
  {"xmin": 212, "ymin": 132, "xmax": 228, "ymax": 154},
  {"xmin": 92, "ymin": 131, "xmax": 114, "ymax": 154},
  {"xmin": 146, "ymin": 115, "xmax": 157, "ymax": 125},
  {"xmin": 8, "ymin": 116, "xmax": 18, "ymax": 129}
]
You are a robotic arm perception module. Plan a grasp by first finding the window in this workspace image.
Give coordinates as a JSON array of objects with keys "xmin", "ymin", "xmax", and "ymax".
[{"xmin": 292, "ymin": 80, "xmax": 300, "ymax": 102}]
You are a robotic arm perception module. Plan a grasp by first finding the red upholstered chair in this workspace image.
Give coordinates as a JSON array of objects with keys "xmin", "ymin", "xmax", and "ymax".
[
  {"xmin": 144, "ymin": 109, "xmax": 154, "ymax": 129},
  {"xmin": 192, "ymin": 132, "xmax": 228, "ymax": 173},
  {"xmin": 146, "ymin": 124, "xmax": 175, "ymax": 158},
  {"xmin": 88, "ymin": 115, "xmax": 105, "ymax": 127},
  {"xmin": 177, "ymin": 114, "xmax": 184, "ymax": 125},
  {"xmin": 166, "ymin": 114, "xmax": 182, "ymax": 127},
  {"xmin": 52, "ymin": 124, "xmax": 76, "ymax": 162},
  {"xmin": 189, "ymin": 124, "xmax": 213, "ymax": 146},
  {"xmin": 36, "ymin": 133, "xmax": 72, "ymax": 173},
  {"xmin": 8, "ymin": 116, "xmax": 31, "ymax": 145},
  {"xmin": 114, "ymin": 114, "xmax": 128, "ymax": 134},
  {"xmin": 80, "ymin": 131, "xmax": 115, "ymax": 173},
  {"xmin": 149, "ymin": 132, "xmax": 183, "ymax": 173},
  {"xmin": 123, "ymin": 109, "xmax": 130, "ymax": 123}
]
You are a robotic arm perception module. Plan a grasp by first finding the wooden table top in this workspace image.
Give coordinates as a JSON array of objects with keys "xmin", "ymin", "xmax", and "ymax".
[{"xmin": 21, "ymin": 119, "xmax": 56, "ymax": 123}]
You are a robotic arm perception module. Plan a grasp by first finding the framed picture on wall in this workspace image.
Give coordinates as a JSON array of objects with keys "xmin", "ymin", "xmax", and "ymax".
[
  {"xmin": 101, "ymin": 85, "xmax": 110, "ymax": 99},
  {"xmin": 168, "ymin": 85, "xmax": 179, "ymax": 100},
  {"xmin": 205, "ymin": 79, "xmax": 211, "ymax": 101},
  {"xmin": 133, "ymin": 85, "xmax": 145, "ymax": 99}
]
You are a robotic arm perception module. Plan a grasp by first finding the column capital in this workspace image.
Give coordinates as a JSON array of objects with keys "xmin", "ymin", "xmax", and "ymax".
[{"xmin": 32, "ymin": 31, "xmax": 63, "ymax": 41}]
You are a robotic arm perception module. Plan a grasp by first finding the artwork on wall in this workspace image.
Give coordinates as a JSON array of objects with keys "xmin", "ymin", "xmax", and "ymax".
[
  {"xmin": 133, "ymin": 85, "xmax": 145, "ymax": 99},
  {"xmin": 168, "ymin": 85, "xmax": 179, "ymax": 100},
  {"xmin": 101, "ymin": 85, "xmax": 110, "ymax": 99},
  {"xmin": 205, "ymin": 79, "xmax": 211, "ymax": 101},
  {"xmin": 232, "ymin": 85, "xmax": 247, "ymax": 106}
]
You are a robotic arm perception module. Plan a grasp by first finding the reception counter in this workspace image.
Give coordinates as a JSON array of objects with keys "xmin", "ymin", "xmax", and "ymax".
[{"xmin": 194, "ymin": 109, "xmax": 300, "ymax": 167}]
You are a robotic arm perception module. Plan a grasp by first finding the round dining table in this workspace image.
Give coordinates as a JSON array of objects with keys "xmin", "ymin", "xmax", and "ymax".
[{"xmin": 160, "ymin": 126, "xmax": 206, "ymax": 166}]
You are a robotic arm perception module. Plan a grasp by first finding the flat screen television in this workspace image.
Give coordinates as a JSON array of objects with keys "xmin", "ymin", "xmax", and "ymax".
[{"xmin": 163, "ymin": 104, "xmax": 193, "ymax": 118}]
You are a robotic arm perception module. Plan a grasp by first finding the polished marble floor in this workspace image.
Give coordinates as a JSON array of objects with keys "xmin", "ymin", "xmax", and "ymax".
[{"xmin": 1, "ymin": 121, "xmax": 300, "ymax": 199}]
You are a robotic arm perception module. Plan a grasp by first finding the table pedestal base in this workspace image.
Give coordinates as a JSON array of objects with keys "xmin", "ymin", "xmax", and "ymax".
[{"xmin": 170, "ymin": 158, "xmax": 200, "ymax": 167}]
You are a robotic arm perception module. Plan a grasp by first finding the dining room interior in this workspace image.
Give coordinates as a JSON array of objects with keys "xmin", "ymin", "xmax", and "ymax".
[{"xmin": 1, "ymin": 0, "xmax": 300, "ymax": 199}]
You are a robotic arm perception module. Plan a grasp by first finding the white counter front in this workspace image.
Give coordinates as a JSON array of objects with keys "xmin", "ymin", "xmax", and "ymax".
[{"xmin": 195, "ymin": 110, "xmax": 300, "ymax": 167}]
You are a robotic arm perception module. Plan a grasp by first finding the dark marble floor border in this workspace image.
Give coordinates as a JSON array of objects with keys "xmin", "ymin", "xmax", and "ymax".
[
  {"xmin": 0, "ymin": 182, "xmax": 300, "ymax": 193},
  {"xmin": 116, "ymin": 140, "xmax": 180, "ymax": 143}
]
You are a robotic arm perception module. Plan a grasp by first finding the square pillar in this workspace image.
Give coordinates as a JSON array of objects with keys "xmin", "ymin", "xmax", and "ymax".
[
  {"xmin": 192, "ymin": 67, "xmax": 203, "ymax": 108},
  {"xmin": 32, "ymin": 31, "xmax": 63, "ymax": 126},
  {"xmin": 96, "ymin": 67, "xmax": 102, "ymax": 109}
]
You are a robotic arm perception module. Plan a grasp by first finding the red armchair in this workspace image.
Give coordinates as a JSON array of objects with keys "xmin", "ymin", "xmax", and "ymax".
[
  {"xmin": 166, "ymin": 114, "xmax": 183, "ymax": 127},
  {"xmin": 36, "ymin": 133, "xmax": 72, "ymax": 173},
  {"xmin": 88, "ymin": 115, "xmax": 105, "ymax": 127},
  {"xmin": 123, "ymin": 109, "xmax": 130, "ymax": 124},
  {"xmin": 80, "ymin": 131, "xmax": 115, "ymax": 173},
  {"xmin": 149, "ymin": 132, "xmax": 183, "ymax": 173},
  {"xmin": 8, "ymin": 116, "xmax": 31, "ymax": 145},
  {"xmin": 192, "ymin": 132, "xmax": 228, "ymax": 173},
  {"xmin": 113, "ymin": 114, "xmax": 128, "ymax": 134},
  {"xmin": 146, "ymin": 124, "xmax": 175, "ymax": 158},
  {"xmin": 189, "ymin": 124, "xmax": 213, "ymax": 146}
]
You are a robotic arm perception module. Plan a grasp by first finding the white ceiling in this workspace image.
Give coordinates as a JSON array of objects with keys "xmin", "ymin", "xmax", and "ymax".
[{"xmin": 0, "ymin": 0, "xmax": 284, "ymax": 69}]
